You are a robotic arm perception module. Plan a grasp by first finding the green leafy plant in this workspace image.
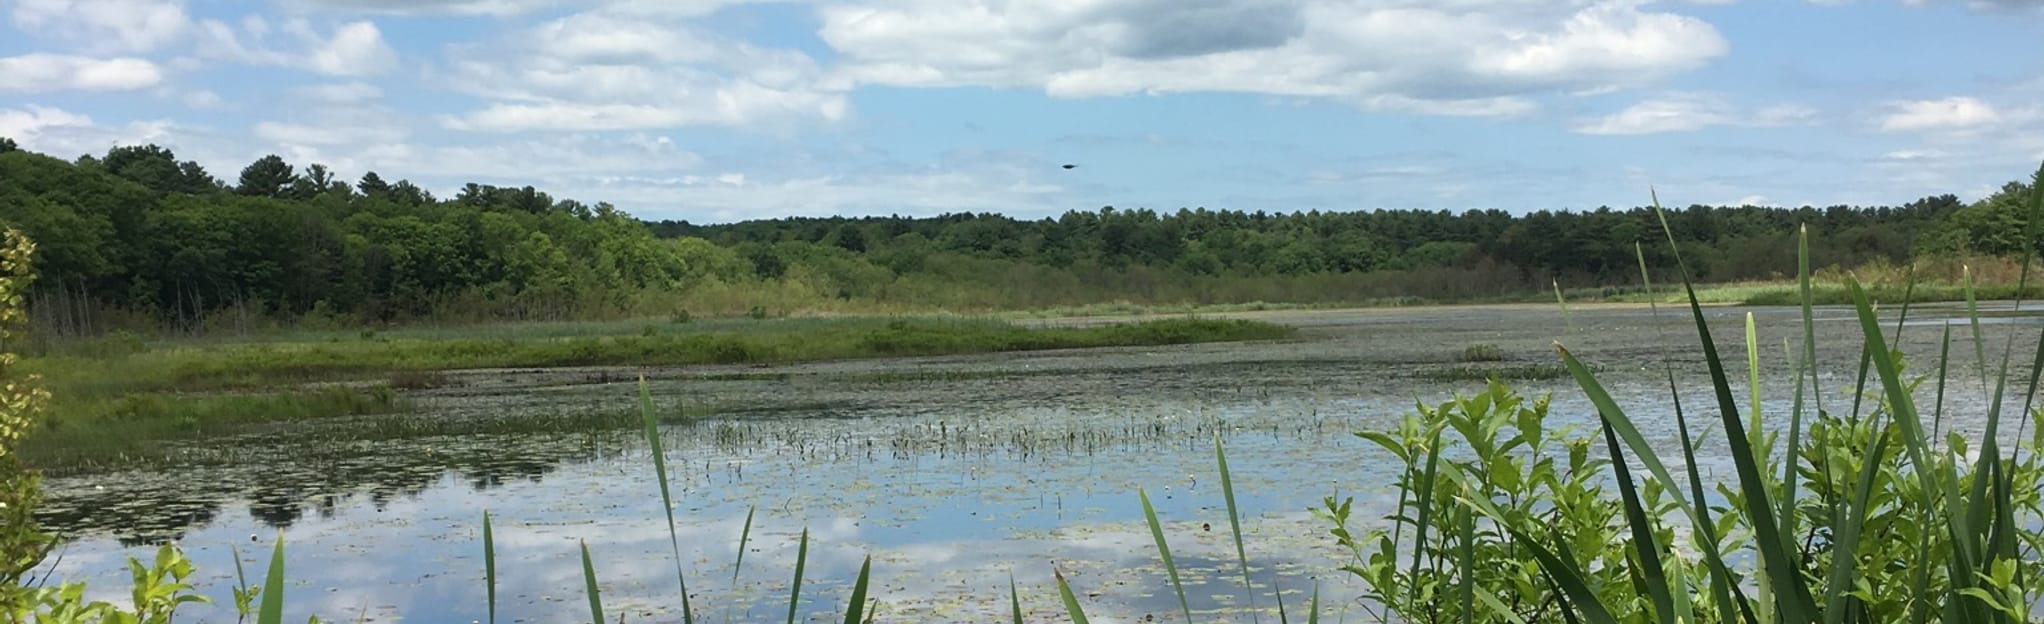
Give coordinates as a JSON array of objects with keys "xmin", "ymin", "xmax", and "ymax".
[{"xmin": 1330, "ymin": 167, "xmax": 2044, "ymax": 624}]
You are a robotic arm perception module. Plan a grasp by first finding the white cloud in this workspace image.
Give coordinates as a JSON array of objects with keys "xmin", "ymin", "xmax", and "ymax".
[
  {"xmin": 1575, "ymin": 92, "xmax": 1815, "ymax": 135},
  {"xmin": 819, "ymin": 0, "xmax": 1728, "ymax": 112},
  {"xmin": 9, "ymin": 0, "xmax": 192, "ymax": 53},
  {"xmin": 184, "ymin": 17, "xmax": 396, "ymax": 76},
  {"xmin": 295, "ymin": 81, "xmax": 383, "ymax": 104},
  {"xmin": 0, "ymin": 105, "xmax": 96, "ymax": 142},
  {"xmin": 295, "ymin": 20, "xmax": 398, "ymax": 76},
  {"xmin": 0, "ymin": 54, "xmax": 163, "ymax": 92},
  {"xmin": 0, "ymin": 106, "xmax": 192, "ymax": 161},
  {"xmin": 1878, "ymin": 96, "xmax": 2003, "ymax": 132},
  {"xmin": 287, "ymin": 0, "xmax": 564, "ymax": 15},
  {"xmin": 181, "ymin": 89, "xmax": 224, "ymax": 109},
  {"xmin": 440, "ymin": 10, "xmax": 848, "ymax": 131}
]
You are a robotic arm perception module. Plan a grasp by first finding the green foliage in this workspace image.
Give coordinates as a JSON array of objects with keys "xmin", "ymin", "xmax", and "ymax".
[
  {"xmin": 1459, "ymin": 343, "xmax": 1504, "ymax": 362},
  {"xmin": 1326, "ymin": 381, "xmax": 1632, "ymax": 622},
  {"xmin": 1331, "ymin": 179, "xmax": 2044, "ymax": 623},
  {"xmin": 0, "ymin": 228, "xmax": 53, "ymax": 612},
  {"xmin": 0, "ymin": 143, "xmax": 2032, "ymax": 341}
]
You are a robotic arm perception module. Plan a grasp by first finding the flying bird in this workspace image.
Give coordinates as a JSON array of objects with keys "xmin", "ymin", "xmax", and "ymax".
[{"xmin": 1061, "ymin": 164, "xmax": 1077, "ymax": 170}]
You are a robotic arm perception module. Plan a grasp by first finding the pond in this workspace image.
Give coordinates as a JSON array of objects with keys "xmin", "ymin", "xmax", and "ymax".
[{"xmin": 32, "ymin": 302, "xmax": 2039, "ymax": 622}]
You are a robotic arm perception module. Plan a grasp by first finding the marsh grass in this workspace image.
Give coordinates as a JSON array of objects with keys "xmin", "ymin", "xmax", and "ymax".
[
  {"xmin": 1417, "ymin": 363, "xmax": 1572, "ymax": 382},
  {"xmin": 1330, "ymin": 166, "xmax": 2044, "ymax": 624},
  {"xmin": 20, "ymin": 316, "xmax": 1290, "ymax": 465},
  {"xmin": 1459, "ymin": 343, "xmax": 1505, "ymax": 363},
  {"xmin": 26, "ymin": 316, "xmax": 1292, "ymax": 397},
  {"xmin": 23, "ymin": 386, "xmax": 409, "ymax": 465}
]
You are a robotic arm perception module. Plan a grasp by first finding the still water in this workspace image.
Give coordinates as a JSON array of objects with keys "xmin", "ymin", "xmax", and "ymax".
[{"xmin": 32, "ymin": 303, "xmax": 2038, "ymax": 622}]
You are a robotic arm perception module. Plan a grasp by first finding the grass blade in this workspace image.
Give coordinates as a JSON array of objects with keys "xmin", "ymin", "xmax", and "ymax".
[
  {"xmin": 1475, "ymin": 592, "xmax": 1531, "ymax": 624},
  {"xmin": 734, "ymin": 505, "xmax": 755, "ymax": 584},
  {"xmin": 1636, "ymin": 239, "xmax": 1752, "ymax": 623},
  {"xmin": 840, "ymin": 556, "xmax": 872, "ymax": 624},
  {"xmin": 1055, "ymin": 569, "xmax": 1093, "ymax": 624},
  {"xmin": 1307, "ymin": 582, "xmax": 1320, "ymax": 624},
  {"xmin": 1652, "ymin": 194, "xmax": 1816, "ymax": 622},
  {"xmin": 1139, "ymin": 488, "xmax": 1194, "ymax": 624},
  {"xmin": 1010, "ymin": 572, "xmax": 1025, "ymax": 624},
  {"xmin": 787, "ymin": 527, "xmax": 810, "ymax": 624},
  {"xmin": 1821, "ymin": 415, "xmax": 1891, "ymax": 624},
  {"xmin": 1554, "ymin": 279, "xmax": 1576, "ymax": 335},
  {"xmin": 1649, "ymin": 190, "xmax": 1816, "ymax": 621},
  {"xmin": 1598, "ymin": 419, "xmax": 1674, "ymax": 623},
  {"xmin": 639, "ymin": 377, "xmax": 695, "ymax": 623},
  {"xmin": 257, "ymin": 532, "xmax": 285, "ymax": 624},
  {"xmin": 1456, "ymin": 499, "xmax": 1476, "ymax": 624},
  {"xmin": 1405, "ymin": 425, "xmax": 1444, "ymax": 615},
  {"xmin": 1846, "ymin": 278, "xmax": 1985, "ymax": 621},
  {"xmin": 580, "ymin": 540, "xmax": 603, "ymax": 624},
  {"xmin": 1215, "ymin": 433, "xmax": 1257, "ymax": 615},
  {"xmin": 483, "ymin": 510, "xmax": 497, "ymax": 624}
]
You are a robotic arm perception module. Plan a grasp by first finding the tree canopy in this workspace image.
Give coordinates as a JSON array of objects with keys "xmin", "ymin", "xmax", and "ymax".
[{"xmin": 0, "ymin": 137, "xmax": 2036, "ymax": 334}]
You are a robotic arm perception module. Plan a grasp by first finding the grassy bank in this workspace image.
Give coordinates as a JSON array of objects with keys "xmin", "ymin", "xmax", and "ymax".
[{"xmin": 20, "ymin": 316, "xmax": 1292, "ymax": 464}]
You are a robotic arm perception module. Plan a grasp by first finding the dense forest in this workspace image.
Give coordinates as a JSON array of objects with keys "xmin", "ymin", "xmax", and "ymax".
[{"xmin": 0, "ymin": 137, "xmax": 2037, "ymax": 336}]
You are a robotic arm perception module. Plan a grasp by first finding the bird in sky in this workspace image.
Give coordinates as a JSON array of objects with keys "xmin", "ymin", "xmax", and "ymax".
[{"xmin": 1061, "ymin": 164, "xmax": 1077, "ymax": 170}]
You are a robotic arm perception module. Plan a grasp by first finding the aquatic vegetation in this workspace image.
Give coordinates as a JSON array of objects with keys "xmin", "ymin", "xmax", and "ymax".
[
  {"xmin": 1459, "ymin": 343, "xmax": 1505, "ymax": 363},
  {"xmin": 1328, "ymin": 177, "xmax": 2044, "ymax": 623}
]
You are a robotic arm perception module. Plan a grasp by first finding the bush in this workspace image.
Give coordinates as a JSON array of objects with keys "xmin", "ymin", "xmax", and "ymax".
[{"xmin": 1459, "ymin": 343, "xmax": 1504, "ymax": 362}]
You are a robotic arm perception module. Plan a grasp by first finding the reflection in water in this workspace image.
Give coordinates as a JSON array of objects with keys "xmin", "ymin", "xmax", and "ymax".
[
  {"xmin": 36, "ymin": 364, "xmax": 1420, "ymax": 622},
  {"xmin": 32, "ymin": 303, "xmax": 2031, "ymax": 622}
]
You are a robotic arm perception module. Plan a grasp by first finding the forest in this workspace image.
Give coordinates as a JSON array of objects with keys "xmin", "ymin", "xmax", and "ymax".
[{"xmin": 0, "ymin": 136, "xmax": 2037, "ymax": 336}]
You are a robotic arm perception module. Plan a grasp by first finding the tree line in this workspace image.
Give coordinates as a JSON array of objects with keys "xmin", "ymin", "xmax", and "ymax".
[{"xmin": 0, "ymin": 138, "xmax": 2037, "ymax": 335}]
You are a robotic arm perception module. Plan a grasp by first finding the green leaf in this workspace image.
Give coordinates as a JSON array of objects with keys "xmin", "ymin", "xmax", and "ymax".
[
  {"xmin": 256, "ymin": 532, "xmax": 286, "ymax": 624},
  {"xmin": 786, "ymin": 527, "xmax": 809, "ymax": 624},
  {"xmin": 840, "ymin": 556, "xmax": 872, "ymax": 624},
  {"xmin": 1054, "ymin": 569, "xmax": 1092, "ymax": 624},
  {"xmin": 580, "ymin": 541, "xmax": 603, "ymax": 624},
  {"xmin": 1138, "ymin": 488, "xmax": 1193, "ymax": 624}
]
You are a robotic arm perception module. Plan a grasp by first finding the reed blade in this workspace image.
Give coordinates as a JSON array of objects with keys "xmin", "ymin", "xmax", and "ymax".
[
  {"xmin": 1635, "ymin": 238, "xmax": 1753, "ymax": 624},
  {"xmin": 257, "ymin": 532, "xmax": 286, "ymax": 624},
  {"xmin": 1455, "ymin": 499, "xmax": 1476, "ymax": 624},
  {"xmin": 484, "ymin": 510, "xmax": 497, "ymax": 624},
  {"xmin": 734, "ymin": 505, "xmax": 755, "ymax": 585},
  {"xmin": 639, "ymin": 377, "xmax": 695, "ymax": 623},
  {"xmin": 840, "ymin": 556, "xmax": 872, "ymax": 624},
  {"xmin": 1139, "ymin": 488, "xmax": 1194, "ymax": 624},
  {"xmin": 1010, "ymin": 572, "xmax": 1025, "ymax": 624},
  {"xmin": 1215, "ymin": 433, "xmax": 1257, "ymax": 615},
  {"xmin": 1599, "ymin": 419, "xmax": 1674, "ymax": 623},
  {"xmin": 1055, "ymin": 569, "xmax": 1093, "ymax": 624},
  {"xmin": 580, "ymin": 540, "xmax": 603, "ymax": 624},
  {"xmin": 1846, "ymin": 279, "xmax": 1985, "ymax": 621},
  {"xmin": 1649, "ymin": 190, "xmax": 1816, "ymax": 621},
  {"xmin": 787, "ymin": 527, "xmax": 810, "ymax": 624}
]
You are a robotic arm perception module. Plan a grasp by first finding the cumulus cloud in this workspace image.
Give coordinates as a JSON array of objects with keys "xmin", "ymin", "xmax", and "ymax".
[
  {"xmin": 184, "ymin": 17, "xmax": 397, "ymax": 76},
  {"xmin": 8, "ymin": 0, "xmax": 192, "ymax": 53},
  {"xmin": 0, "ymin": 54, "xmax": 163, "ymax": 92},
  {"xmin": 819, "ymin": 0, "xmax": 1728, "ymax": 110},
  {"xmin": 440, "ymin": 10, "xmax": 848, "ymax": 132},
  {"xmin": 1575, "ymin": 92, "xmax": 1815, "ymax": 134},
  {"xmin": 1878, "ymin": 96, "xmax": 2003, "ymax": 132},
  {"xmin": 0, "ymin": 105, "xmax": 96, "ymax": 142},
  {"xmin": 293, "ymin": 20, "xmax": 399, "ymax": 76}
]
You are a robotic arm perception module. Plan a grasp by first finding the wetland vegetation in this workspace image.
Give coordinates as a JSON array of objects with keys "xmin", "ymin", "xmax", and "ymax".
[{"xmin": 6, "ymin": 140, "xmax": 2044, "ymax": 622}]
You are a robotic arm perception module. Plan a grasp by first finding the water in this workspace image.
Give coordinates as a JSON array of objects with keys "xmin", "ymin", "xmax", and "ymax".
[{"xmin": 31, "ymin": 303, "xmax": 2042, "ymax": 622}]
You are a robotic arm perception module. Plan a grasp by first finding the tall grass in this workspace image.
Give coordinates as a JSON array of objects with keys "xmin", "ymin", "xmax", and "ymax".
[{"xmin": 1331, "ymin": 167, "xmax": 2044, "ymax": 623}]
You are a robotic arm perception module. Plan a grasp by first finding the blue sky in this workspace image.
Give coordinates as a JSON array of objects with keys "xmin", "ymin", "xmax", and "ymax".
[{"xmin": 3, "ymin": 0, "xmax": 2042, "ymax": 223}]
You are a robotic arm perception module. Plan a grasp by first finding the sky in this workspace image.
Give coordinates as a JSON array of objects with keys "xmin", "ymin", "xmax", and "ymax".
[{"xmin": 2, "ymin": 0, "xmax": 2042, "ymax": 223}]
